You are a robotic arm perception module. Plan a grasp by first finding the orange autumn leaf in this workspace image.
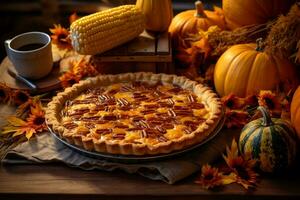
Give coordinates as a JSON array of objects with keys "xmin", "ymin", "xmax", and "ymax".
[
  {"xmin": 50, "ymin": 24, "xmax": 72, "ymax": 50},
  {"xmin": 15, "ymin": 96, "xmax": 41, "ymax": 117},
  {"xmin": 213, "ymin": 6, "xmax": 225, "ymax": 17},
  {"xmin": 71, "ymin": 56, "xmax": 97, "ymax": 76},
  {"xmin": 6, "ymin": 116, "xmax": 27, "ymax": 127},
  {"xmin": 59, "ymin": 71, "xmax": 81, "ymax": 88},
  {"xmin": 69, "ymin": 12, "xmax": 79, "ymax": 24},
  {"xmin": 175, "ymin": 47, "xmax": 193, "ymax": 65},
  {"xmin": 59, "ymin": 56, "xmax": 99, "ymax": 88},
  {"xmin": 1, "ymin": 116, "xmax": 36, "ymax": 140},
  {"xmin": 190, "ymin": 37, "xmax": 211, "ymax": 60},
  {"xmin": 295, "ymin": 40, "xmax": 300, "ymax": 63}
]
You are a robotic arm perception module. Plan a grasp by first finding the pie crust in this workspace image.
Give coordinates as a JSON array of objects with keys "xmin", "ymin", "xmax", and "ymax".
[{"xmin": 46, "ymin": 72, "xmax": 222, "ymax": 155}]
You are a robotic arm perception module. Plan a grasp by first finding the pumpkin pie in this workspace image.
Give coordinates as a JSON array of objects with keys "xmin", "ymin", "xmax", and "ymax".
[{"xmin": 46, "ymin": 73, "xmax": 222, "ymax": 155}]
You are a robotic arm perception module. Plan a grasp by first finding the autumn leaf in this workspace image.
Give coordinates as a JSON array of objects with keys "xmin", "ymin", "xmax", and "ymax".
[{"xmin": 69, "ymin": 12, "xmax": 79, "ymax": 24}]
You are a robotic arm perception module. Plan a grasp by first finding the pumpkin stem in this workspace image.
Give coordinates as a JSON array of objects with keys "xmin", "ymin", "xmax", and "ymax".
[
  {"xmin": 195, "ymin": 1, "xmax": 207, "ymax": 18},
  {"xmin": 258, "ymin": 106, "xmax": 273, "ymax": 126},
  {"xmin": 255, "ymin": 38, "xmax": 264, "ymax": 51}
]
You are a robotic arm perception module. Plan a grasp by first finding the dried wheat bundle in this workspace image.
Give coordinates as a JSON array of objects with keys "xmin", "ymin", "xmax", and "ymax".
[
  {"xmin": 207, "ymin": 22, "xmax": 273, "ymax": 57},
  {"xmin": 265, "ymin": 3, "xmax": 300, "ymax": 63}
]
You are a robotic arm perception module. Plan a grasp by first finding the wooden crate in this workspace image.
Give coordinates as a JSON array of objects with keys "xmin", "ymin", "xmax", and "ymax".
[{"xmin": 92, "ymin": 31, "xmax": 174, "ymax": 74}]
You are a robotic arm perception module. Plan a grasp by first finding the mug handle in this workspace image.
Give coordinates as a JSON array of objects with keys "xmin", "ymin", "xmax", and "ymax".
[{"xmin": 4, "ymin": 39, "xmax": 12, "ymax": 60}]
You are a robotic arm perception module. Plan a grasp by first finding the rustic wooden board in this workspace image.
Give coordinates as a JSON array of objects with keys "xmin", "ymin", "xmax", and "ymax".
[
  {"xmin": 156, "ymin": 32, "xmax": 170, "ymax": 55},
  {"xmin": 94, "ymin": 31, "xmax": 172, "ymax": 63},
  {"xmin": 127, "ymin": 31, "xmax": 156, "ymax": 55}
]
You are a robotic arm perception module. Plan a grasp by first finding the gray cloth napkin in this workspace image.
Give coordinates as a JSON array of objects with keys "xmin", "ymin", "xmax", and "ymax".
[{"xmin": 0, "ymin": 104, "xmax": 239, "ymax": 184}]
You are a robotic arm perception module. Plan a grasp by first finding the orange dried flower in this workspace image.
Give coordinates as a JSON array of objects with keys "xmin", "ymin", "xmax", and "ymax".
[
  {"xmin": 59, "ymin": 71, "xmax": 81, "ymax": 88},
  {"xmin": 10, "ymin": 90, "xmax": 30, "ymax": 105},
  {"xmin": 244, "ymin": 95, "xmax": 258, "ymax": 108},
  {"xmin": 71, "ymin": 57, "xmax": 99, "ymax": 77},
  {"xmin": 175, "ymin": 47, "xmax": 193, "ymax": 66},
  {"xmin": 224, "ymin": 110, "xmax": 249, "ymax": 128},
  {"xmin": 69, "ymin": 12, "xmax": 79, "ymax": 24},
  {"xmin": 1, "ymin": 116, "xmax": 37, "ymax": 140},
  {"xmin": 0, "ymin": 83, "xmax": 11, "ymax": 102},
  {"xmin": 50, "ymin": 24, "xmax": 72, "ymax": 50},
  {"xmin": 222, "ymin": 94, "xmax": 245, "ymax": 110},
  {"xmin": 195, "ymin": 164, "xmax": 224, "ymax": 189},
  {"xmin": 223, "ymin": 140, "xmax": 258, "ymax": 190},
  {"xmin": 1, "ymin": 99, "xmax": 46, "ymax": 140},
  {"xmin": 26, "ymin": 100, "xmax": 46, "ymax": 133},
  {"xmin": 258, "ymin": 90, "xmax": 281, "ymax": 111}
]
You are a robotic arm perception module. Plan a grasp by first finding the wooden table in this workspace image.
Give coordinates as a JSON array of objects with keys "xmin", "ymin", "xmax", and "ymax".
[{"xmin": 1, "ymin": 162, "xmax": 300, "ymax": 200}]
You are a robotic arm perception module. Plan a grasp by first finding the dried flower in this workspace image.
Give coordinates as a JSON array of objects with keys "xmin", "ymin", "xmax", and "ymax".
[
  {"xmin": 257, "ymin": 90, "xmax": 282, "ymax": 117},
  {"xmin": 26, "ymin": 100, "xmax": 46, "ymax": 133},
  {"xmin": 224, "ymin": 110, "xmax": 249, "ymax": 128},
  {"xmin": 1, "ymin": 99, "xmax": 46, "ymax": 140},
  {"xmin": 0, "ymin": 83, "xmax": 11, "ymax": 102},
  {"xmin": 59, "ymin": 71, "xmax": 81, "ymax": 88},
  {"xmin": 244, "ymin": 95, "xmax": 258, "ymax": 108},
  {"xmin": 71, "ymin": 57, "xmax": 99, "ymax": 77},
  {"xmin": 195, "ymin": 164, "xmax": 224, "ymax": 189},
  {"xmin": 223, "ymin": 140, "xmax": 258, "ymax": 190},
  {"xmin": 222, "ymin": 94, "xmax": 245, "ymax": 110},
  {"xmin": 1, "ymin": 116, "xmax": 36, "ymax": 140},
  {"xmin": 10, "ymin": 90, "xmax": 30, "ymax": 105},
  {"xmin": 69, "ymin": 12, "xmax": 79, "ymax": 24},
  {"xmin": 50, "ymin": 24, "xmax": 72, "ymax": 50}
]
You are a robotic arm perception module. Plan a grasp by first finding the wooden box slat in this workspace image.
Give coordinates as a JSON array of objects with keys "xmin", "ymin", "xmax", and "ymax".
[
  {"xmin": 127, "ymin": 31, "xmax": 156, "ymax": 56},
  {"xmin": 156, "ymin": 32, "xmax": 170, "ymax": 55},
  {"xmin": 95, "ymin": 31, "xmax": 171, "ymax": 63},
  {"xmin": 93, "ymin": 30, "xmax": 173, "ymax": 73}
]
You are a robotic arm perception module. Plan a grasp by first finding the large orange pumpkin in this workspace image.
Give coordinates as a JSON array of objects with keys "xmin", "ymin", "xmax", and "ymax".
[
  {"xmin": 291, "ymin": 86, "xmax": 300, "ymax": 138},
  {"xmin": 214, "ymin": 41, "xmax": 299, "ymax": 97},
  {"xmin": 136, "ymin": 0, "xmax": 173, "ymax": 32},
  {"xmin": 223, "ymin": 0, "xmax": 295, "ymax": 30},
  {"xmin": 169, "ymin": 1, "xmax": 225, "ymax": 47}
]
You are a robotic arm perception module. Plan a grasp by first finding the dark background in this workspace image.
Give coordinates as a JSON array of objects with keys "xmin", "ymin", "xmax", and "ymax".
[{"xmin": 0, "ymin": 0, "xmax": 221, "ymax": 60}]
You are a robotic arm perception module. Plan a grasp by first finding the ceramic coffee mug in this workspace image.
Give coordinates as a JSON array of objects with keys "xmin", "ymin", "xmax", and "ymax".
[{"xmin": 4, "ymin": 32, "xmax": 53, "ymax": 80}]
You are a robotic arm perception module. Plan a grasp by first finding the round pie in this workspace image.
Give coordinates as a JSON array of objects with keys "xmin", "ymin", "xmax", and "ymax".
[{"xmin": 46, "ymin": 73, "xmax": 222, "ymax": 155}]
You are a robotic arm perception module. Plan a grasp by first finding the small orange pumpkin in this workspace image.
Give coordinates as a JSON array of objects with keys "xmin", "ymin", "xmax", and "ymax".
[
  {"xmin": 169, "ymin": 1, "xmax": 225, "ymax": 47},
  {"xmin": 136, "ymin": 0, "xmax": 173, "ymax": 32},
  {"xmin": 223, "ymin": 0, "xmax": 295, "ymax": 30},
  {"xmin": 214, "ymin": 39, "xmax": 299, "ymax": 97},
  {"xmin": 291, "ymin": 86, "xmax": 300, "ymax": 139}
]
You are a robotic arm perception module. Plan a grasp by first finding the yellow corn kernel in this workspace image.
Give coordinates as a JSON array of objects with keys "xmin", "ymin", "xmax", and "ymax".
[{"xmin": 70, "ymin": 5, "xmax": 145, "ymax": 55}]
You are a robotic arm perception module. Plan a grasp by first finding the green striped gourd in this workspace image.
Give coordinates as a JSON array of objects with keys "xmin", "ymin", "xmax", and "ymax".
[{"xmin": 239, "ymin": 106, "xmax": 297, "ymax": 173}]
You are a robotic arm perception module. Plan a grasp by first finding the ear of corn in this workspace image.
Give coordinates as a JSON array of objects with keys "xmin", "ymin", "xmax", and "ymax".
[{"xmin": 70, "ymin": 5, "xmax": 145, "ymax": 55}]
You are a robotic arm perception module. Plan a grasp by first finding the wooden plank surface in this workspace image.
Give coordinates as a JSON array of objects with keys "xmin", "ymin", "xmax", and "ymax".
[
  {"xmin": 1, "ymin": 164, "xmax": 300, "ymax": 200},
  {"xmin": 95, "ymin": 31, "xmax": 172, "ymax": 63},
  {"xmin": 156, "ymin": 32, "xmax": 170, "ymax": 55},
  {"xmin": 127, "ymin": 31, "xmax": 156, "ymax": 55}
]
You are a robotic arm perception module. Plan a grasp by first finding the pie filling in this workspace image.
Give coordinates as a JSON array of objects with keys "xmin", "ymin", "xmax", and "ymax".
[{"xmin": 61, "ymin": 81, "xmax": 211, "ymax": 146}]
